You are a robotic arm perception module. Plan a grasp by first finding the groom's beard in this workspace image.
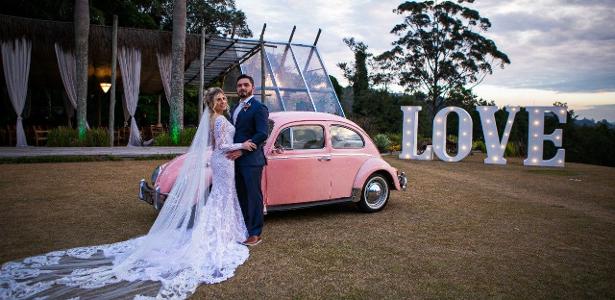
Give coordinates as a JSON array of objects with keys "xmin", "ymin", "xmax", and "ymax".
[{"xmin": 238, "ymin": 89, "xmax": 253, "ymax": 99}]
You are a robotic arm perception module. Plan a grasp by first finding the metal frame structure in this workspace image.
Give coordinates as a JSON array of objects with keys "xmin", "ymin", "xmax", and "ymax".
[{"xmin": 233, "ymin": 27, "xmax": 345, "ymax": 117}]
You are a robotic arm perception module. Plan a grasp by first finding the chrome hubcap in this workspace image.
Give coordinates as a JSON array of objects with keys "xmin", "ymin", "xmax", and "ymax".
[{"xmin": 364, "ymin": 177, "xmax": 388, "ymax": 209}]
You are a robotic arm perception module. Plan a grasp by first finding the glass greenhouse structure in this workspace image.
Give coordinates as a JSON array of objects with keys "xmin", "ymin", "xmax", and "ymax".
[{"xmin": 237, "ymin": 43, "xmax": 345, "ymax": 117}]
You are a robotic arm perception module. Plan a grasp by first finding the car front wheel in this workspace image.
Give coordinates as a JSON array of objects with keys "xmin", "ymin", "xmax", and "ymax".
[{"xmin": 357, "ymin": 174, "xmax": 390, "ymax": 212}]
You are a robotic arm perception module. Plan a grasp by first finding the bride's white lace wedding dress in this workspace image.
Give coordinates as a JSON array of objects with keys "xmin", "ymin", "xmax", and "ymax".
[{"xmin": 0, "ymin": 114, "xmax": 249, "ymax": 299}]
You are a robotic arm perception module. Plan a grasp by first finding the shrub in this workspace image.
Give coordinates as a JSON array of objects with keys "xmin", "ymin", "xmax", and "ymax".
[
  {"xmin": 179, "ymin": 127, "xmax": 197, "ymax": 146},
  {"xmin": 389, "ymin": 144, "xmax": 401, "ymax": 152},
  {"xmin": 153, "ymin": 133, "xmax": 173, "ymax": 146},
  {"xmin": 386, "ymin": 133, "xmax": 402, "ymax": 146},
  {"xmin": 472, "ymin": 140, "xmax": 486, "ymax": 153},
  {"xmin": 47, "ymin": 127, "xmax": 79, "ymax": 147},
  {"xmin": 48, "ymin": 127, "xmax": 110, "ymax": 147},
  {"xmin": 83, "ymin": 128, "xmax": 109, "ymax": 147},
  {"xmin": 504, "ymin": 142, "xmax": 521, "ymax": 157},
  {"xmin": 373, "ymin": 134, "xmax": 391, "ymax": 153},
  {"xmin": 154, "ymin": 128, "xmax": 197, "ymax": 146}
]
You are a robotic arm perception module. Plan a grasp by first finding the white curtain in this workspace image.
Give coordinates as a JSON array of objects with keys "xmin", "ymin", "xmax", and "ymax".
[
  {"xmin": 156, "ymin": 53, "xmax": 171, "ymax": 104},
  {"xmin": 54, "ymin": 43, "xmax": 90, "ymax": 129},
  {"xmin": 54, "ymin": 44, "xmax": 77, "ymax": 112},
  {"xmin": 1, "ymin": 38, "xmax": 32, "ymax": 147},
  {"xmin": 118, "ymin": 47, "xmax": 142, "ymax": 146}
]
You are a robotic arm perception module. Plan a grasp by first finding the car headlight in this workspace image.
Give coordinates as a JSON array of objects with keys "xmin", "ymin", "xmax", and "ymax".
[{"xmin": 151, "ymin": 165, "xmax": 161, "ymax": 184}]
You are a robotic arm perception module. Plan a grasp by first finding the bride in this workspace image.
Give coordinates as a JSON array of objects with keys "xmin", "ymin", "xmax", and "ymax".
[{"xmin": 0, "ymin": 87, "xmax": 257, "ymax": 299}]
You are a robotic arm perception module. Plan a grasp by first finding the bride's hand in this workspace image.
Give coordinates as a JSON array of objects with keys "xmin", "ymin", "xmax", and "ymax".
[{"xmin": 242, "ymin": 140, "xmax": 257, "ymax": 151}]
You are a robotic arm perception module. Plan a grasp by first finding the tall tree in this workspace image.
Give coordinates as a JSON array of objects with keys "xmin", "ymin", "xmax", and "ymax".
[
  {"xmin": 338, "ymin": 38, "xmax": 370, "ymax": 116},
  {"xmin": 74, "ymin": 0, "xmax": 89, "ymax": 139},
  {"xmin": 375, "ymin": 0, "xmax": 510, "ymax": 118},
  {"xmin": 169, "ymin": 0, "xmax": 186, "ymax": 144}
]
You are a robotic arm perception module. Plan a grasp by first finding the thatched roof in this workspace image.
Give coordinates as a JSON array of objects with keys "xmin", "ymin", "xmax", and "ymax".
[{"xmin": 0, "ymin": 14, "xmax": 267, "ymax": 95}]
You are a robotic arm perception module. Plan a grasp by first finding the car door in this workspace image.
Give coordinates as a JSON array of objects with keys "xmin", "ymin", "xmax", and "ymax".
[
  {"xmin": 265, "ymin": 123, "xmax": 332, "ymax": 205},
  {"xmin": 327, "ymin": 123, "xmax": 371, "ymax": 199}
]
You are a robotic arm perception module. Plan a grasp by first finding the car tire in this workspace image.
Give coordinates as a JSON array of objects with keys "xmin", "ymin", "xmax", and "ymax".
[{"xmin": 357, "ymin": 173, "xmax": 390, "ymax": 213}]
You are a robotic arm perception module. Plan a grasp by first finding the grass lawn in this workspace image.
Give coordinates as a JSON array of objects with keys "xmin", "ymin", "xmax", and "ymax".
[{"xmin": 1, "ymin": 154, "xmax": 614, "ymax": 299}]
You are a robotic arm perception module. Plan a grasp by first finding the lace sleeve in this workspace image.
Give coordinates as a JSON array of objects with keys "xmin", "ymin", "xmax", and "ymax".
[{"xmin": 214, "ymin": 116, "xmax": 243, "ymax": 152}]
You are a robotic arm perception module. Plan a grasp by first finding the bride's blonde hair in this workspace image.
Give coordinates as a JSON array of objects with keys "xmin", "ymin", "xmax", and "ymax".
[
  {"xmin": 203, "ymin": 87, "xmax": 228, "ymax": 129},
  {"xmin": 204, "ymin": 87, "xmax": 226, "ymax": 116}
]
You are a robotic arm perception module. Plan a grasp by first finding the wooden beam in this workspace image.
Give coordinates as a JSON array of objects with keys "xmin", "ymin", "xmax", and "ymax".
[
  {"xmin": 198, "ymin": 27, "xmax": 206, "ymax": 121},
  {"xmin": 108, "ymin": 15, "xmax": 118, "ymax": 146},
  {"xmin": 260, "ymin": 23, "xmax": 266, "ymax": 103}
]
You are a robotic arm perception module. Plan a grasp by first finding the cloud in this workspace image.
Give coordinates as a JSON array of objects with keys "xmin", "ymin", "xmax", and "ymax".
[
  {"xmin": 575, "ymin": 104, "xmax": 615, "ymax": 122},
  {"xmin": 236, "ymin": 0, "xmax": 615, "ymax": 103}
]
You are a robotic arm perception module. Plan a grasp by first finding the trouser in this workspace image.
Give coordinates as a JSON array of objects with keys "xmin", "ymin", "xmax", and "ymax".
[{"xmin": 236, "ymin": 165, "xmax": 264, "ymax": 236}]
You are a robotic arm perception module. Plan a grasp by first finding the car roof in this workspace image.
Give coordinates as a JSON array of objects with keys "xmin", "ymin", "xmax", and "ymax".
[{"xmin": 269, "ymin": 111, "xmax": 351, "ymax": 125}]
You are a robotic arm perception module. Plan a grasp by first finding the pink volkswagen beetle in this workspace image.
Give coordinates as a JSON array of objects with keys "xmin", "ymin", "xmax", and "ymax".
[{"xmin": 139, "ymin": 111, "xmax": 407, "ymax": 213}]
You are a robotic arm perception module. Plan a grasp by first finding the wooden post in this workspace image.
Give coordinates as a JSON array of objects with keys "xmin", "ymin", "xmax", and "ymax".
[
  {"xmin": 108, "ymin": 15, "xmax": 118, "ymax": 146},
  {"xmin": 259, "ymin": 24, "xmax": 266, "ymax": 103},
  {"xmin": 157, "ymin": 94, "xmax": 162, "ymax": 127},
  {"xmin": 198, "ymin": 28, "xmax": 206, "ymax": 121}
]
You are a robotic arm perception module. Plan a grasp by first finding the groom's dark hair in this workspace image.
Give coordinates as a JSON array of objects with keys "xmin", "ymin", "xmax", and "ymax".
[{"xmin": 236, "ymin": 74, "xmax": 255, "ymax": 87}]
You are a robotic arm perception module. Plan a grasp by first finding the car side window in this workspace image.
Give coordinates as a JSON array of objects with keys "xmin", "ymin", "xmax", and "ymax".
[
  {"xmin": 275, "ymin": 125, "xmax": 325, "ymax": 150},
  {"xmin": 330, "ymin": 125, "xmax": 364, "ymax": 149}
]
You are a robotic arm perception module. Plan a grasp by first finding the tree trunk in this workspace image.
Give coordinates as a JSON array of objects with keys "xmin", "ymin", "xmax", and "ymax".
[
  {"xmin": 169, "ymin": 0, "xmax": 186, "ymax": 144},
  {"xmin": 74, "ymin": 0, "xmax": 89, "ymax": 140},
  {"xmin": 108, "ymin": 15, "xmax": 118, "ymax": 146},
  {"xmin": 198, "ymin": 27, "xmax": 206, "ymax": 122}
]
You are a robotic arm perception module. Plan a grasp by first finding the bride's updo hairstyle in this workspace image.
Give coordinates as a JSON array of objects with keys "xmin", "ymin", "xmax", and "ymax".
[{"xmin": 204, "ymin": 87, "xmax": 225, "ymax": 115}]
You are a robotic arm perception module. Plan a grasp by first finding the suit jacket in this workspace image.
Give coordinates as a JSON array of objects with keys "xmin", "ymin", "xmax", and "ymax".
[{"xmin": 231, "ymin": 97, "xmax": 269, "ymax": 166}]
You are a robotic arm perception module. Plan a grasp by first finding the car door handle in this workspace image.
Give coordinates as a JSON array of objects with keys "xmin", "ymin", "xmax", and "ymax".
[{"xmin": 318, "ymin": 156, "xmax": 331, "ymax": 161}]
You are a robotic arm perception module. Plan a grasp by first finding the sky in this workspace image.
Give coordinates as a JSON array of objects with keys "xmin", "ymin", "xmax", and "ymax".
[{"xmin": 236, "ymin": 0, "xmax": 615, "ymax": 121}]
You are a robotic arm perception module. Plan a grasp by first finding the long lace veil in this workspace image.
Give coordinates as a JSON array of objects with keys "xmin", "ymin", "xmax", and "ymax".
[{"xmin": 1, "ymin": 109, "xmax": 223, "ymax": 299}]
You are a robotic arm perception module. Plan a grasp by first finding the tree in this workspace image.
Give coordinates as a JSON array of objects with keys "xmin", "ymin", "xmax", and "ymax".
[
  {"xmin": 337, "ymin": 38, "xmax": 370, "ymax": 116},
  {"xmin": 375, "ymin": 0, "xmax": 510, "ymax": 118},
  {"xmin": 74, "ymin": 0, "xmax": 89, "ymax": 140},
  {"xmin": 169, "ymin": 0, "xmax": 186, "ymax": 144}
]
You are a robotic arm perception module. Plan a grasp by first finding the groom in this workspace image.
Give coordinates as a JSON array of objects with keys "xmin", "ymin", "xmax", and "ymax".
[{"xmin": 227, "ymin": 74, "xmax": 269, "ymax": 246}]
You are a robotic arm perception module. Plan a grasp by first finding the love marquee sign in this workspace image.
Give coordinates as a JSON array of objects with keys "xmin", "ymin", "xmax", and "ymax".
[{"xmin": 399, "ymin": 106, "xmax": 567, "ymax": 167}]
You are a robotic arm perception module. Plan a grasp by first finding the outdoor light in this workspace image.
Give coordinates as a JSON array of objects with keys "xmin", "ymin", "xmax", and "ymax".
[
  {"xmin": 100, "ymin": 82, "xmax": 111, "ymax": 93},
  {"xmin": 524, "ymin": 106, "xmax": 566, "ymax": 167},
  {"xmin": 399, "ymin": 106, "xmax": 433, "ymax": 160},
  {"xmin": 477, "ymin": 106, "xmax": 518, "ymax": 165},
  {"xmin": 432, "ymin": 106, "xmax": 473, "ymax": 162}
]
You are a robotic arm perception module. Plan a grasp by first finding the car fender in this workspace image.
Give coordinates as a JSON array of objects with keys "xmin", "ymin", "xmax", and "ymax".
[
  {"xmin": 155, "ymin": 151, "xmax": 213, "ymax": 194},
  {"xmin": 353, "ymin": 157, "xmax": 402, "ymax": 192}
]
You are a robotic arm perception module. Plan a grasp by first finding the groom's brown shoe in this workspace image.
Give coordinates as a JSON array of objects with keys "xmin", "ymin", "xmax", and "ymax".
[{"xmin": 242, "ymin": 235, "xmax": 262, "ymax": 247}]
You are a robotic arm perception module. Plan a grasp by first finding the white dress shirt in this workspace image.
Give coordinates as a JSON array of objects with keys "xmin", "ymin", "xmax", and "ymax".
[{"xmin": 233, "ymin": 96, "xmax": 253, "ymax": 125}]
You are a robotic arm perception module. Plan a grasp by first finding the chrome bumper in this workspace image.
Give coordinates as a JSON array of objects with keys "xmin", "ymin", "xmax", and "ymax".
[
  {"xmin": 139, "ymin": 179, "xmax": 167, "ymax": 211},
  {"xmin": 397, "ymin": 171, "xmax": 408, "ymax": 191}
]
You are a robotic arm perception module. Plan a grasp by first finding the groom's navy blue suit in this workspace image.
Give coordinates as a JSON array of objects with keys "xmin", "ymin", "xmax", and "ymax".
[{"xmin": 231, "ymin": 96, "xmax": 269, "ymax": 237}]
